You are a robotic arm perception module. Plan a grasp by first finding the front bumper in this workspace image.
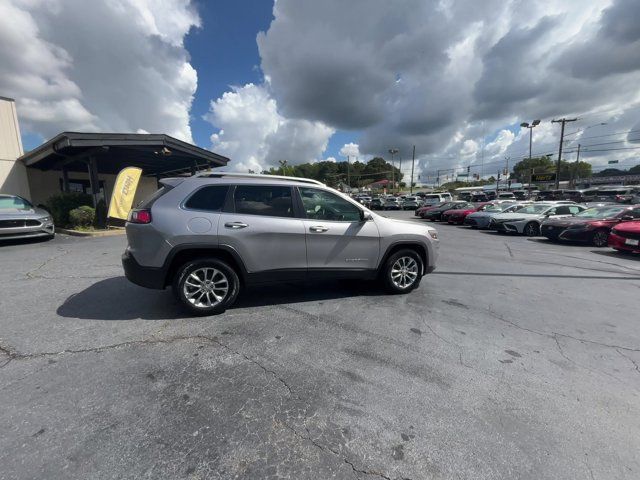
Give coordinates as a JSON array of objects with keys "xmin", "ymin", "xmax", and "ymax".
[
  {"xmin": 557, "ymin": 228, "xmax": 592, "ymax": 242},
  {"xmin": 122, "ymin": 248, "xmax": 166, "ymax": 289},
  {"xmin": 608, "ymin": 232, "xmax": 640, "ymax": 253},
  {"xmin": 0, "ymin": 219, "xmax": 54, "ymax": 241}
]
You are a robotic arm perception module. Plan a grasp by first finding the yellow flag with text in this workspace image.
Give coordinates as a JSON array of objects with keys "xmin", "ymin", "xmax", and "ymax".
[{"xmin": 108, "ymin": 167, "xmax": 142, "ymax": 220}]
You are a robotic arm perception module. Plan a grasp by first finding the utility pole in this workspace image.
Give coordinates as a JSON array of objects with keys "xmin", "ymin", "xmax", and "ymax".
[
  {"xmin": 398, "ymin": 156, "xmax": 403, "ymax": 191},
  {"xmin": 504, "ymin": 156, "xmax": 510, "ymax": 190},
  {"xmin": 388, "ymin": 148, "xmax": 399, "ymax": 193},
  {"xmin": 552, "ymin": 117, "xmax": 577, "ymax": 188},
  {"xmin": 570, "ymin": 144, "xmax": 581, "ymax": 188},
  {"xmin": 410, "ymin": 145, "xmax": 415, "ymax": 194},
  {"xmin": 346, "ymin": 155, "xmax": 350, "ymax": 191}
]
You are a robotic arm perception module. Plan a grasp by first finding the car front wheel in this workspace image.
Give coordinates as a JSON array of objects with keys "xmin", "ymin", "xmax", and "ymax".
[
  {"xmin": 523, "ymin": 222, "xmax": 539, "ymax": 236},
  {"xmin": 173, "ymin": 258, "xmax": 240, "ymax": 315},
  {"xmin": 592, "ymin": 229, "xmax": 609, "ymax": 247},
  {"xmin": 381, "ymin": 249, "xmax": 423, "ymax": 294}
]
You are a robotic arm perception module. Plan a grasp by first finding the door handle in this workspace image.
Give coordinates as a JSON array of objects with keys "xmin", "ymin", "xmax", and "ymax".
[
  {"xmin": 224, "ymin": 222, "xmax": 248, "ymax": 229},
  {"xmin": 309, "ymin": 225, "xmax": 328, "ymax": 233}
]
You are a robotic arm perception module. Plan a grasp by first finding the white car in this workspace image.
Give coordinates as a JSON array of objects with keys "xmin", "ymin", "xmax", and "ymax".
[{"xmin": 489, "ymin": 203, "xmax": 586, "ymax": 236}]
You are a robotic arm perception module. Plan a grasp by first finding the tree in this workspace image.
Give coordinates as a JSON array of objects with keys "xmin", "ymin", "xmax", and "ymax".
[{"xmin": 512, "ymin": 156, "xmax": 555, "ymax": 182}]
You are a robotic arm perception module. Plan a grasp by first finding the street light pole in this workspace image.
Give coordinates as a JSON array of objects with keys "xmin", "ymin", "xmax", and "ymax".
[
  {"xmin": 410, "ymin": 145, "xmax": 416, "ymax": 194},
  {"xmin": 520, "ymin": 119, "xmax": 541, "ymax": 160}
]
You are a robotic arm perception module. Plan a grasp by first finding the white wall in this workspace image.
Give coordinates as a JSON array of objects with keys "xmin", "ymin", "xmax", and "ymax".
[{"xmin": 0, "ymin": 97, "xmax": 31, "ymax": 199}]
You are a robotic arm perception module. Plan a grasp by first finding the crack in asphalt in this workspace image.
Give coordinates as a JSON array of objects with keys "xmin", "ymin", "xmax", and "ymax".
[
  {"xmin": 25, "ymin": 248, "xmax": 70, "ymax": 279},
  {"xmin": 0, "ymin": 335, "xmax": 294, "ymax": 398},
  {"xmin": 616, "ymin": 348, "xmax": 640, "ymax": 375},
  {"xmin": 280, "ymin": 422, "xmax": 394, "ymax": 480},
  {"xmin": 485, "ymin": 306, "xmax": 640, "ymax": 352}
]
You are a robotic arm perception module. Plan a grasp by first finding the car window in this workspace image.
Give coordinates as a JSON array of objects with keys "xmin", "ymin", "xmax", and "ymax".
[
  {"xmin": 630, "ymin": 208, "xmax": 640, "ymax": 219},
  {"xmin": 0, "ymin": 195, "xmax": 32, "ymax": 210},
  {"xmin": 299, "ymin": 188, "xmax": 362, "ymax": 222},
  {"xmin": 184, "ymin": 185, "xmax": 228, "ymax": 212},
  {"xmin": 568, "ymin": 205, "xmax": 582, "ymax": 215},
  {"xmin": 233, "ymin": 185, "xmax": 294, "ymax": 217}
]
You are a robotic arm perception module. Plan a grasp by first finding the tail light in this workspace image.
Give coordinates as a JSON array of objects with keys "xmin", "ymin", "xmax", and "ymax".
[{"xmin": 128, "ymin": 209, "xmax": 152, "ymax": 224}]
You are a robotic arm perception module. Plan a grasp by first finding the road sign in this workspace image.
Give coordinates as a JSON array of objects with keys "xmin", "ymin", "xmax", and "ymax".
[
  {"xmin": 608, "ymin": 160, "xmax": 619, "ymax": 164},
  {"xmin": 531, "ymin": 172, "xmax": 556, "ymax": 182}
]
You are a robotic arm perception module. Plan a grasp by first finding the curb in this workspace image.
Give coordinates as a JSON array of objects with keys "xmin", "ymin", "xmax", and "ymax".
[{"xmin": 57, "ymin": 228, "xmax": 125, "ymax": 237}]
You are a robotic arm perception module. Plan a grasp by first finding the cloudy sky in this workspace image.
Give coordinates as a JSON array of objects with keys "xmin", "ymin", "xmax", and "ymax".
[{"xmin": 2, "ymin": 0, "xmax": 639, "ymax": 182}]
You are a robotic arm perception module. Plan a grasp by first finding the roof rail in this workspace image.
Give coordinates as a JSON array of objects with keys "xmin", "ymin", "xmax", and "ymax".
[{"xmin": 197, "ymin": 172, "xmax": 325, "ymax": 186}]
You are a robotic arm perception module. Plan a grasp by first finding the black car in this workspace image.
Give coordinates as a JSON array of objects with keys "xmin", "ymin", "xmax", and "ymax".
[
  {"xmin": 541, "ymin": 205, "xmax": 640, "ymax": 246},
  {"xmin": 421, "ymin": 201, "xmax": 472, "ymax": 221},
  {"xmin": 370, "ymin": 198, "xmax": 384, "ymax": 210}
]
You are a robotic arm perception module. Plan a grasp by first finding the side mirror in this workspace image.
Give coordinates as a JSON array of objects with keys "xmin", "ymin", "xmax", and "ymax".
[
  {"xmin": 621, "ymin": 215, "xmax": 634, "ymax": 221},
  {"xmin": 361, "ymin": 211, "xmax": 373, "ymax": 221}
]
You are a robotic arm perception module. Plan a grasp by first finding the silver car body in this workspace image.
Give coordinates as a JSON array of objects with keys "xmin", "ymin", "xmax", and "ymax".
[
  {"xmin": 124, "ymin": 175, "xmax": 439, "ymax": 288},
  {"xmin": 490, "ymin": 202, "xmax": 586, "ymax": 234},
  {"xmin": 0, "ymin": 195, "xmax": 54, "ymax": 241},
  {"xmin": 464, "ymin": 202, "xmax": 528, "ymax": 229}
]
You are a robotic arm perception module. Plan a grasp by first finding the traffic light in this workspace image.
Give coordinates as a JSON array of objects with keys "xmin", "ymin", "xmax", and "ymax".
[{"xmin": 467, "ymin": 165, "xmax": 471, "ymax": 173}]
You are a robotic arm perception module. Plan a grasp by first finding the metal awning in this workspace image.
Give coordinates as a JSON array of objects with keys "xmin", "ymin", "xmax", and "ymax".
[{"xmin": 19, "ymin": 132, "xmax": 229, "ymax": 176}]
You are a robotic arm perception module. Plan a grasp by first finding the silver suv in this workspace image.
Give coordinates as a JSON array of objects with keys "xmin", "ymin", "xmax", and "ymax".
[{"xmin": 122, "ymin": 173, "xmax": 439, "ymax": 315}]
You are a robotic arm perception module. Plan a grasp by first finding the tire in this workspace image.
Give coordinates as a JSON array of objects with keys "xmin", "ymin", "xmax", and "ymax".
[
  {"xmin": 523, "ymin": 222, "xmax": 540, "ymax": 237},
  {"xmin": 172, "ymin": 258, "xmax": 240, "ymax": 315},
  {"xmin": 381, "ymin": 249, "xmax": 423, "ymax": 294},
  {"xmin": 592, "ymin": 229, "xmax": 609, "ymax": 248}
]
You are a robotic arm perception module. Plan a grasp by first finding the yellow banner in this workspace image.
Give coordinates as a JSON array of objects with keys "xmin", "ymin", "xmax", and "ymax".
[{"xmin": 108, "ymin": 167, "xmax": 142, "ymax": 220}]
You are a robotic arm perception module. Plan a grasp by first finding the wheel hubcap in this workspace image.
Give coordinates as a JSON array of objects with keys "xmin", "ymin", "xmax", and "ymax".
[
  {"xmin": 183, "ymin": 267, "xmax": 229, "ymax": 308},
  {"xmin": 391, "ymin": 257, "xmax": 419, "ymax": 289}
]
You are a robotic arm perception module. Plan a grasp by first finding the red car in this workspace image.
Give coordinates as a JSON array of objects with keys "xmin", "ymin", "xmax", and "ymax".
[
  {"xmin": 445, "ymin": 202, "xmax": 492, "ymax": 225},
  {"xmin": 609, "ymin": 221, "xmax": 640, "ymax": 253}
]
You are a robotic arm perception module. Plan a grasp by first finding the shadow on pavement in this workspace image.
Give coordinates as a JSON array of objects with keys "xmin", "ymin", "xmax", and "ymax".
[
  {"xmin": 591, "ymin": 250, "xmax": 640, "ymax": 262},
  {"xmin": 57, "ymin": 276, "xmax": 384, "ymax": 320}
]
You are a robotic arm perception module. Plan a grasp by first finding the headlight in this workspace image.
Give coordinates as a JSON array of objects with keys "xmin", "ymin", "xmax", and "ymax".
[
  {"xmin": 39, "ymin": 216, "xmax": 53, "ymax": 223},
  {"xmin": 428, "ymin": 230, "xmax": 438, "ymax": 240}
]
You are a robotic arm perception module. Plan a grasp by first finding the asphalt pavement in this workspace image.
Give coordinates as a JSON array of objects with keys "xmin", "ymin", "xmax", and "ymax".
[{"xmin": 1, "ymin": 211, "xmax": 639, "ymax": 480}]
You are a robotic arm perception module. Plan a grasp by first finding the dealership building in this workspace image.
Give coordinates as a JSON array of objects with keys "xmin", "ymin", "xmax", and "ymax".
[{"xmin": 0, "ymin": 97, "xmax": 229, "ymax": 207}]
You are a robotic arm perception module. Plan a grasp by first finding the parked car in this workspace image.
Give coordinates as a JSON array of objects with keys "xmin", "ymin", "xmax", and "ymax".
[
  {"xmin": 0, "ymin": 194, "xmax": 55, "ymax": 241},
  {"xmin": 609, "ymin": 221, "xmax": 640, "ymax": 254},
  {"xmin": 122, "ymin": 174, "xmax": 439, "ymax": 314},
  {"xmin": 497, "ymin": 192, "xmax": 516, "ymax": 200},
  {"xmin": 464, "ymin": 202, "xmax": 528, "ymax": 229},
  {"xmin": 402, "ymin": 196, "xmax": 421, "ymax": 210},
  {"xmin": 422, "ymin": 201, "xmax": 472, "ymax": 222},
  {"xmin": 614, "ymin": 187, "xmax": 640, "ymax": 204},
  {"xmin": 421, "ymin": 193, "xmax": 453, "ymax": 206},
  {"xmin": 383, "ymin": 197, "xmax": 403, "ymax": 210},
  {"xmin": 512, "ymin": 190, "xmax": 529, "ymax": 200},
  {"xmin": 470, "ymin": 192, "xmax": 490, "ymax": 202},
  {"xmin": 489, "ymin": 203, "xmax": 586, "ymax": 236},
  {"xmin": 415, "ymin": 202, "xmax": 446, "ymax": 217},
  {"xmin": 445, "ymin": 203, "xmax": 491, "ymax": 225},
  {"xmin": 541, "ymin": 205, "xmax": 640, "ymax": 247},
  {"xmin": 583, "ymin": 187, "xmax": 636, "ymax": 203},
  {"xmin": 370, "ymin": 198, "xmax": 385, "ymax": 210}
]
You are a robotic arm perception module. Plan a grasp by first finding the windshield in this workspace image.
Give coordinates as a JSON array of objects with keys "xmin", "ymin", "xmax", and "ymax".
[
  {"xmin": 513, "ymin": 204, "xmax": 551, "ymax": 214},
  {"xmin": 484, "ymin": 205, "xmax": 504, "ymax": 212},
  {"xmin": 0, "ymin": 195, "xmax": 33, "ymax": 210},
  {"xmin": 575, "ymin": 207, "xmax": 625, "ymax": 219}
]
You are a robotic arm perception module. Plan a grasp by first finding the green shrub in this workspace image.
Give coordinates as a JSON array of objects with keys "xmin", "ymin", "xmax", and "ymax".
[
  {"xmin": 46, "ymin": 192, "xmax": 93, "ymax": 227},
  {"xmin": 94, "ymin": 198, "xmax": 107, "ymax": 229},
  {"xmin": 69, "ymin": 205, "xmax": 96, "ymax": 228}
]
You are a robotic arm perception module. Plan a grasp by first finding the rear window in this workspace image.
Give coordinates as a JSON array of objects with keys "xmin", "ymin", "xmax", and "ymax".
[
  {"xmin": 184, "ymin": 185, "xmax": 229, "ymax": 212},
  {"xmin": 137, "ymin": 186, "xmax": 172, "ymax": 209},
  {"xmin": 233, "ymin": 185, "xmax": 294, "ymax": 217}
]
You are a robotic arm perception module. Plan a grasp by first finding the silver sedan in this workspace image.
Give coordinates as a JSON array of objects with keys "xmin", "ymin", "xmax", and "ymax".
[{"xmin": 0, "ymin": 195, "xmax": 55, "ymax": 241}]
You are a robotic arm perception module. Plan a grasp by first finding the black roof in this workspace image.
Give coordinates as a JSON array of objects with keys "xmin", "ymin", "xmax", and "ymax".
[{"xmin": 19, "ymin": 132, "xmax": 229, "ymax": 175}]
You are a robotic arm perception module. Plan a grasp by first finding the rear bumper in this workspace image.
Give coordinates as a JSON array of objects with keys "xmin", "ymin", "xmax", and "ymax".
[{"xmin": 122, "ymin": 249, "xmax": 166, "ymax": 289}]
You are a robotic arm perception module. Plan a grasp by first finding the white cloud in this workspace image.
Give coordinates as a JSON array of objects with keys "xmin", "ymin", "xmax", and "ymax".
[
  {"xmin": 0, "ymin": 0, "xmax": 199, "ymax": 141},
  {"xmin": 257, "ymin": 0, "xmax": 640, "ymax": 176},
  {"xmin": 205, "ymin": 83, "xmax": 335, "ymax": 172},
  {"xmin": 339, "ymin": 142, "xmax": 360, "ymax": 159}
]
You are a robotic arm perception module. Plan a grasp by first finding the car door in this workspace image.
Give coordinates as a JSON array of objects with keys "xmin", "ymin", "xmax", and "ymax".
[
  {"xmin": 217, "ymin": 184, "xmax": 307, "ymax": 275},
  {"xmin": 298, "ymin": 187, "xmax": 380, "ymax": 271}
]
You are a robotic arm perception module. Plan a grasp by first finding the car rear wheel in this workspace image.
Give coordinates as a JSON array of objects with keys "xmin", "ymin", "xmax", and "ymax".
[
  {"xmin": 592, "ymin": 229, "xmax": 609, "ymax": 247},
  {"xmin": 381, "ymin": 249, "xmax": 423, "ymax": 294},
  {"xmin": 524, "ymin": 222, "xmax": 539, "ymax": 237},
  {"xmin": 173, "ymin": 258, "xmax": 240, "ymax": 315}
]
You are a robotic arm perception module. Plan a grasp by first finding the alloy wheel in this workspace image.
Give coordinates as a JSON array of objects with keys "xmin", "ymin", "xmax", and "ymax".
[
  {"xmin": 390, "ymin": 256, "xmax": 419, "ymax": 289},
  {"xmin": 593, "ymin": 230, "xmax": 609, "ymax": 247},
  {"xmin": 183, "ymin": 267, "xmax": 229, "ymax": 308}
]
